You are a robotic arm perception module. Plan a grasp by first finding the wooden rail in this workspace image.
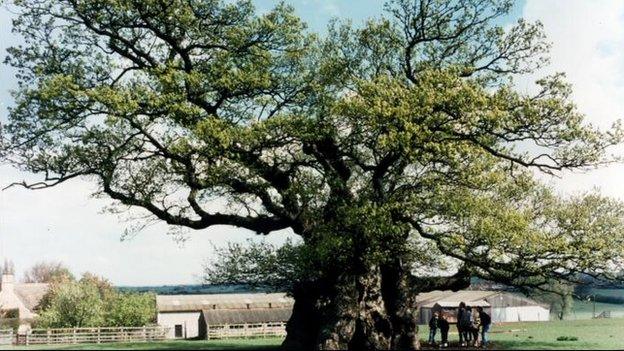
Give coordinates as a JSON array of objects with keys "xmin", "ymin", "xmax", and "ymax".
[
  {"xmin": 22, "ymin": 326, "xmax": 169, "ymax": 345},
  {"xmin": 207, "ymin": 322, "xmax": 287, "ymax": 339}
]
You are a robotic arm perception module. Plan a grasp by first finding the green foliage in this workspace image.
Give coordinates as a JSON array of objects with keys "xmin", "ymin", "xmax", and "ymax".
[
  {"xmin": 1, "ymin": 308, "xmax": 20, "ymax": 319},
  {"xmin": 202, "ymin": 239, "xmax": 313, "ymax": 291},
  {"xmin": 106, "ymin": 293, "xmax": 157, "ymax": 327},
  {"xmin": 556, "ymin": 336, "xmax": 579, "ymax": 342},
  {"xmin": 0, "ymin": 318, "xmax": 20, "ymax": 331},
  {"xmin": 3, "ymin": 0, "xmax": 624, "ymax": 298},
  {"xmin": 36, "ymin": 273, "xmax": 155, "ymax": 328},
  {"xmin": 37, "ymin": 279, "xmax": 106, "ymax": 328}
]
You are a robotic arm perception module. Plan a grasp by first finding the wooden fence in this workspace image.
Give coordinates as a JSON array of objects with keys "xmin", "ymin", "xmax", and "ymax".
[
  {"xmin": 207, "ymin": 322, "xmax": 287, "ymax": 339},
  {"xmin": 22, "ymin": 326, "xmax": 169, "ymax": 345}
]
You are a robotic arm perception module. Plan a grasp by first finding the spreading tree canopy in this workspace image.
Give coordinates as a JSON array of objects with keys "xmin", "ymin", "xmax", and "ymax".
[{"xmin": 3, "ymin": 0, "xmax": 624, "ymax": 349}]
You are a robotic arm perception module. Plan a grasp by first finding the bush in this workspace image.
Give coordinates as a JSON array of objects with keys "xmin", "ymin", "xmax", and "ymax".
[
  {"xmin": 36, "ymin": 273, "xmax": 156, "ymax": 328},
  {"xmin": 105, "ymin": 293, "xmax": 156, "ymax": 327},
  {"xmin": 556, "ymin": 336, "xmax": 579, "ymax": 341},
  {"xmin": 0, "ymin": 318, "xmax": 20, "ymax": 330},
  {"xmin": 36, "ymin": 280, "xmax": 105, "ymax": 328},
  {"xmin": 1, "ymin": 309, "xmax": 19, "ymax": 319}
]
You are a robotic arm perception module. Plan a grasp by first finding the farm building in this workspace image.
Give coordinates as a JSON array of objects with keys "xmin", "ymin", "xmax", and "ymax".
[
  {"xmin": 0, "ymin": 268, "xmax": 49, "ymax": 321},
  {"xmin": 416, "ymin": 290, "xmax": 550, "ymax": 324},
  {"xmin": 156, "ymin": 292, "xmax": 293, "ymax": 339}
]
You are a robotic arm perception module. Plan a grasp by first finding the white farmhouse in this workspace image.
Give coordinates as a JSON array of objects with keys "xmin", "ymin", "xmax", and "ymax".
[{"xmin": 0, "ymin": 270, "xmax": 49, "ymax": 320}]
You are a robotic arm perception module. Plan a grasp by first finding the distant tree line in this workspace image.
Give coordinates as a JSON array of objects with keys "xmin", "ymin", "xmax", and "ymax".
[{"xmin": 574, "ymin": 285, "xmax": 624, "ymax": 305}]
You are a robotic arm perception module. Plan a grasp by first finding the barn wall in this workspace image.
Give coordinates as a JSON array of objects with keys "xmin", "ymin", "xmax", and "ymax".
[
  {"xmin": 486, "ymin": 293, "xmax": 539, "ymax": 308},
  {"xmin": 418, "ymin": 307, "xmax": 432, "ymax": 325},
  {"xmin": 492, "ymin": 306, "xmax": 550, "ymax": 323},
  {"xmin": 157, "ymin": 312, "xmax": 201, "ymax": 339}
]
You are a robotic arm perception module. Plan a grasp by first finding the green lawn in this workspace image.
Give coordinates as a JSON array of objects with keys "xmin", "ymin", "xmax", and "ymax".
[
  {"xmin": 422, "ymin": 317, "xmax": 624, "ymax": 350},
  {"xmin": 8, "ymin": 318, "xmax": 624, "ymax": 350},
  {"xmin": 492, "ymin": 318, "xmax": 624, "ymax": 349},
  {"xmin": 5, "ymin": 338, "xmax": 282, "ymax": 350}
]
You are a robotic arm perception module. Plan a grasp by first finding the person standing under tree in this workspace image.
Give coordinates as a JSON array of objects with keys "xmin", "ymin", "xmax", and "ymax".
[
  {"xmin": 457, "ymin": 302, "xmax": 467, "ymax": 346},
  {"xmin": 429, "ymin": 311, "xmax": 440, "ymax": 345},
  {"xmin": 478, "ymin": 306, "xmax": 492, "ymax": 348},
  {"xmin": 459, "ymin": 304, "xmax": 474, "ymax": 346},
  {"xmin": 438, "ymin": 313, "xmax": 450, "ymax": 348},
  {"xmin": 470, "ymin": 307, "xmax": 480, "ymax": 347}
]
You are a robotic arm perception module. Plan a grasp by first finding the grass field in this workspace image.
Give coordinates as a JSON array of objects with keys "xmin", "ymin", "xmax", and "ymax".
[
  {"xmin": 422, "ymin": 317, "xmax": 624, "ymax": 350},
  {"xmin": 5, "ymin": 338, "xmax": 283, "ymax": 350},
  {"xmin": 8, "ymin": 318, "xmax": 624, "ymax": 350}
]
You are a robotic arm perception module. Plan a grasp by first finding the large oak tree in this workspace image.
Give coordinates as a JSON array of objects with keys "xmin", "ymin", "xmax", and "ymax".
[{"xmin": 3, "ymin": 0, "xmax": 624, "ymax": 349}]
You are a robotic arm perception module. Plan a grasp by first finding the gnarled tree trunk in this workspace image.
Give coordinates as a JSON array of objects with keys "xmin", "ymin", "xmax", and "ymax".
[{"xmin": 282, "ymin": 260, "xmax": 423, "ymax": 351}]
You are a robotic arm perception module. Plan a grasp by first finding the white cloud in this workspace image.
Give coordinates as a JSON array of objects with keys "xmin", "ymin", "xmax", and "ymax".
[{"xmin": 521, "ymin": 0, "xmax": 624, "ymax": 198}]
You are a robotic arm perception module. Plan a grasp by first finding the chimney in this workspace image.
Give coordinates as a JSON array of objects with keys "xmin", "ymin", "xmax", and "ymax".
[
  {"xmin": 1, "ymin": 259, "xmax": 15, "ymax": 293},
  {"xmin": 1, "ymin": 273, "xmax": 14, "ymax": 293}
]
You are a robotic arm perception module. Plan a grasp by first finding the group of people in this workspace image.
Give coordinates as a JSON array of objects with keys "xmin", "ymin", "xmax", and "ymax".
[{"xmin": 428, "ymin": 302, "xmax": 491, "ymax": 348}]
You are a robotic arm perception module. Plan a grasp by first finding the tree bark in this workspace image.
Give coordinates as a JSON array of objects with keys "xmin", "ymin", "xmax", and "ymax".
[
  {"xmin": 282, "ymin": 283, "xmax": 322, "ymax": 351},
  {"xmin": 282, "ymin": 261, "xmax": 423, "ymax": 351}
]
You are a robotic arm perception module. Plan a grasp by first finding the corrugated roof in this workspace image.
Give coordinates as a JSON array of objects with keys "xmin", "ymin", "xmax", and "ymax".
[
  {"xmin": 201, "ymin": 308, "xmax": 292, "ymax": 325},
  {"xmin": 157, "ymin": 293, "xmax": 294, "ymax": 312}
]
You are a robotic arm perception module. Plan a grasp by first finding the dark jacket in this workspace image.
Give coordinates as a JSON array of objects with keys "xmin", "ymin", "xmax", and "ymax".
[
  {"xmin": 429, "ymin": 316, "xmax": 439, "ymax": 329},
  {"xmin": 459, "ymin": 309, "xmax": 472, "ymax": 329},
  {"xmin": 479, "ymin": 311, "xmax": 491, "ymax": 327},
  {"xmin": 438, "ymin": 318, "xmax": 450, "ymax": 332},
  {"xmin": 456, "ymin": 308, "xmax": 464, "ymax": 330}
]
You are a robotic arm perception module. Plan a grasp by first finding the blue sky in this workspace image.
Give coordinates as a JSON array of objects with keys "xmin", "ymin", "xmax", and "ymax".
[{"xmin": 2, "ymin": 0, "xmax": 624, "ymax": 286}]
